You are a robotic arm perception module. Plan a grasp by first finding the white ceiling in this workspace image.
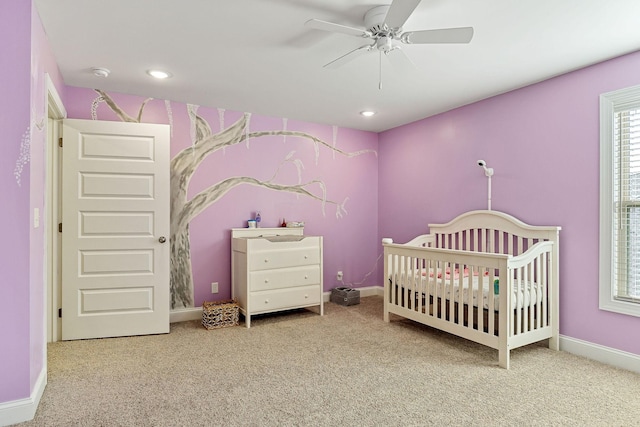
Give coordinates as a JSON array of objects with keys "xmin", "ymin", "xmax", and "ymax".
[{"xmin": 35, "ymin": 0, "xmax": 640, "ymax": 132}]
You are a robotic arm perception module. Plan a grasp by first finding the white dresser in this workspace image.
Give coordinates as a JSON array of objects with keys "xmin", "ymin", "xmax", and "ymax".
[{"xmin": 231, "ymin": 228, "xmax": 323, "ymax": 328}]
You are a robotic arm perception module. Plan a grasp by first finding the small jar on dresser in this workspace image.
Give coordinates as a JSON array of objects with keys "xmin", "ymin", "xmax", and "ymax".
[{"xmin": 231, "ymin": 227, "xmax": 323, "ymax": 328}]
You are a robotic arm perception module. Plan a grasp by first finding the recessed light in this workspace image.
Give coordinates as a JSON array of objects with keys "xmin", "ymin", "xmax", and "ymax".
[
  {"xmin": 360, "ymin": 110, "xmax": 376, "ymax": 117},
  {"xmin": 147, "ymin": 69, "xmax": 172, "ymax": 79},
  {"xmin": 91, "ymin": 67, "xmax": 110, "ymax": 78}
]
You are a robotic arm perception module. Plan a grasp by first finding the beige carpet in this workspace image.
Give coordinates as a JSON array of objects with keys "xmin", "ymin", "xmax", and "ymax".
[{"xmin": 19, "ymin": 296, "xmax": 640, "ymax": 426}]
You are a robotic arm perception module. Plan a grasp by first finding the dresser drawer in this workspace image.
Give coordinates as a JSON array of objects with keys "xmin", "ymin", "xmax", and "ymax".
[
  {"xmin": 250, "ymin": 265, "xmax": 320, "ymax": 292},
  {"xmin": 249, "ymin": 244, "xmax": 320, "ymax": 271},
  {"xmin": 250, "ymin": 285, "xmax": 321, "ymax": 314}
]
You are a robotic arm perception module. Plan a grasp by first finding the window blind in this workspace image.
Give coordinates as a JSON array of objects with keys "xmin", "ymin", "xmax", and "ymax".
[{"xmin": 613, "ymin": 108, "xmax": 640, "ymax": 302}]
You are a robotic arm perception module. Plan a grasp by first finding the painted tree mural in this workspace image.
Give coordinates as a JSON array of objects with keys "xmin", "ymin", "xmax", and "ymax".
[{"xmin": 93, "ymin": 90, "xmax": 376, "ymax": 309}]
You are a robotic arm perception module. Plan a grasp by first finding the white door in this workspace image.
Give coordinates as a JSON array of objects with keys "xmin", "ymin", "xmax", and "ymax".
[{"xmin": 61, "ymin": 119, "xmax": 170, "ymax": 340}]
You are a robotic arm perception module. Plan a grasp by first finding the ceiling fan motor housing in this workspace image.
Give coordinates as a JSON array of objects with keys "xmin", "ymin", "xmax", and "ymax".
[{"xmin": 364, "ymin": 5, "xmax": 394, "ymax": 34}]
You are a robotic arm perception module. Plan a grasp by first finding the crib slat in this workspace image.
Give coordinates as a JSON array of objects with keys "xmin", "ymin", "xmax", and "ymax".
[
  {"xmin": 508, "ymin": 269, "xmax": 515, "ymax": 338},
  {"xmin": 458, "ymin": 264, "xmax": 466, "ymax": 327},
  {"xmin": 448, "ymin": 262, "xmax": 455, "ymax": 322},
  {"xmin": 471, "ymin": 267, "xmax": 480, "ymax": 329},
  {"xmin": 424, "ymin": 259, "xmax": 436, "ymax": 316},
  {"xmin": 514, "ymin": 268, "xmax": 520, "ymax": 335},
  {"xmin": 480, "ymin": 273, "xmax": 484, "ymax": 332},
  {"xmin": 392, "ymin": 255, "xmax": 398, "ymax": 306},
  {"xmin": 438, "ymin": 261, "xmax": 448, "ymax": 319},
  {"xmin": 440, "ymin": 261, "xmax": 447, "ymax": 320},
  {"xmin": 488, "ymin": 268, "xmax": 495, "ymax": 336},
  {"xmin": 536, "ymin": 254, "xmax": 542, "ymax": 330},
  {"xmin": 542, "ymin": 252, "xmax": 548, "ymax": 328},
  {"xmin": 517, "ymin": 237, "xmax": 523, "ymax": 257},
  {"xmin": 523, "ymin": 262, "xmax": 529, "ymax": 332},
  {"xmin": 404, "ymin": 256, "xmax": 411, "ymax": 310},
  {"xmin": 515, "ymin": 267, "xmax": 522, "ymax": 335},
  {"xmin": 417, "ymin": 257, "xmax": 423, "ymax": 314},
  {"xmin": 407, "ymin": 255, "xmax": 413, "ymax": 311}
]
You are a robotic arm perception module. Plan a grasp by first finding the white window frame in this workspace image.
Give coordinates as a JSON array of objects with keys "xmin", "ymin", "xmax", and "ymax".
[{"xmin": 599, "ymin": 84, "xmax": 640, "ymax": 317}]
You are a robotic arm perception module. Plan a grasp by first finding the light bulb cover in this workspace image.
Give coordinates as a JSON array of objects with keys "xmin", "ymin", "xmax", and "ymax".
[{"xmin": 147, "ymin": 69, "xmax": 172, "ymax": 79}]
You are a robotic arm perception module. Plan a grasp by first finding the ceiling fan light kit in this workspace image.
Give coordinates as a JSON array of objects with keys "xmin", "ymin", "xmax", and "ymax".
[{"xmin": 305, "ymin": 0, "xmax": 473, "ymax": 86}]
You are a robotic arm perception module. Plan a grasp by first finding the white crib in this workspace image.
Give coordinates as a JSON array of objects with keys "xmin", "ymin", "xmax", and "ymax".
[{"xmin": 382, "ymin": 210, "xmax": 561, "ymax": 369}]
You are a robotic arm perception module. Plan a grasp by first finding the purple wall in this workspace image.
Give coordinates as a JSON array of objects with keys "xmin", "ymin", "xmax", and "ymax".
[
  {"xmin": 379, "ymin": 50, "xmax": 640, "ymax": 356},
  {"xmin": 63, "ymin": 87, "xmax": 379, "ymax": 308},
  {"xmin": 0, "ymin": 0, "xmax": 65, "ymax": 405},
  {"xmin": 0, "ymin": 0, "xmax": 33, "ymax": 402},
  {"xmin": 29, "ymin": 3, "xmax": 65, "ymax": 393},
  {"xmin": 2, "ymin": 0, "xmax": 639, "ymax": 412}
]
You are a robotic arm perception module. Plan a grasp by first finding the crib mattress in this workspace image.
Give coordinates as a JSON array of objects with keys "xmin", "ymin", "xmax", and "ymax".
[{"xmin": 392, "ymin": 269, "xmax": 542, "ymax": 311}]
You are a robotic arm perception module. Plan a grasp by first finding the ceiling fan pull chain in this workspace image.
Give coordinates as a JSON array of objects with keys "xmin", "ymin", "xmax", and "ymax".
[{"xmin": 379, "ymin": 51, "xmax": 383, "ymax": 90}]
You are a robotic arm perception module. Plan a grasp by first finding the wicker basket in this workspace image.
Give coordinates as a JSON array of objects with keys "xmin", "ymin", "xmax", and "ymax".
[{"xmin": 202, "ymin": 299, "xmax": 239, "ymax": 330}]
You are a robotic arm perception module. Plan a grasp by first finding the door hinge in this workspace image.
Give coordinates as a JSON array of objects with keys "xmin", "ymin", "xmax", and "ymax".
[
  {"xmin": 58, "ymin": 223, "xmax": 62, "ymax": 233},
  {"xmin": 58, "ymin": 308, "xmax": 62, "ymax": 318},
  {"xmin": 58, "ymin": 137, "xmax": 63, "ymax": 148}
]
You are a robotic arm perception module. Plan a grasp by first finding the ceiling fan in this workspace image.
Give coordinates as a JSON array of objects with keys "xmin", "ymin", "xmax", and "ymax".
[{"xmin": 305, "ymin": 0, "xmax": 473, "ymax": 87}]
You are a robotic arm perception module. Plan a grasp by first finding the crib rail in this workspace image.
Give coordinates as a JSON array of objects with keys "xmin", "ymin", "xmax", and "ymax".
[
  {"xmin": 383, "ymin": 244, "xmax": 509, "ymax": 350},
  {"xmin": 383, "ymin": 238, "xmax": 556, "ymax": 368},
  {"xmin": 508, "ymin": 241, "xmax": 555, "ymax": 346}
]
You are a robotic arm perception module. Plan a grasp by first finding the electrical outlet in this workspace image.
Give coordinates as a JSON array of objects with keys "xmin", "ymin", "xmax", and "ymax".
[
  {"xmin": 211, "ymin": 282, "xmax": 219, "ymax": 294},
  {"xmin": 337, "ymin": 271, "xmax": 343, "ymax": 281}
]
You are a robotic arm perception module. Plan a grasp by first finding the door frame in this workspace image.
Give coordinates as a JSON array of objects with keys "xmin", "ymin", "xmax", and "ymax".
[{"xmin": 45, "ymin": 73, "xmax": 66, "ymax": 343}]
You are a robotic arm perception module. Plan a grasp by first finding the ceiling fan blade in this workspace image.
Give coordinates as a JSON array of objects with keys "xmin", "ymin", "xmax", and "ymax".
[
  {"xmin": 305, "ymin": 19, "xmax": 372, "ymax": 38},
  {"xmin": 384, "ymin": 0, "xmax": 422, "ymax": 29},
  {"xmin": 323, "ymin": 44, "xmax": 373, "ymax": 69},
  {"xmin": 387, "ymin": 47, "xmax": 417, "ymax": 75},
  {"xmin": 402, "ymin": 27, "xmax": 474, "ymax": 44}
]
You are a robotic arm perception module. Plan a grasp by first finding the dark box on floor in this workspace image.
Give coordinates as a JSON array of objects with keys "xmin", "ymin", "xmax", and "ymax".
[
  {"xmin": 202, "ymin": 299, "xmax": 239, "ymax": 329},
  {"xmin": 330, "ymin": 287, "xmax": 360, "ymax": 306}
]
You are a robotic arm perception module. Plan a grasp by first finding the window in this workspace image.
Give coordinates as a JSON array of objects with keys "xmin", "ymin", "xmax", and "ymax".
[{"xmin": 600, "ymin": 84, "xmax": 640, "ymax": 317}]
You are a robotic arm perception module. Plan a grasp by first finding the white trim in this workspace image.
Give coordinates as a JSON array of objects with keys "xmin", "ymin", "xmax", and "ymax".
[
  {"xmin": 323, "ymin": 285, "xmax": 384, "ymax": 302},
  {"xmin": 599, "ymin": 84, "xmax": 640, "ymax": 318},
  {"xmin": 46, "ymin": 74, "xmax": 66, "ymax": 119},
  {"xmin": 560, "ymin": 335, "xmax": 640, "ymax": 375},
  {"xmin": 170, "ymin": 307, "xmax": 202, "ymax": 323},
  {"xmin": 174, "ymin": 287, "xmax": 387, "ymax": 322},
  {"xmin": 0, "ymin": 368, "xmax": 47, "ymax": 426},
  {"xmin": 45, "ymin": 73, "xmax": 66, "ymax": 343}
]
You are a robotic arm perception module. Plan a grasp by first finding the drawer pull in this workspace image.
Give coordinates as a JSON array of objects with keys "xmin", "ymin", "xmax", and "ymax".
[
  {"xmin": 264, "ymin": 279, "xmax": 269, "ymax": 283},
  {"xmin": 304, "ymin": 255, "xmax": 308, "ymax": 259},
  {"xmin": 304, "ymin": 275, "xmax": 308, "ymax": 279},
  {"xmin": 304, "ymin": 294, "xmax": 309, "ymax": 299},
  {"xmin": 264, "ymin": 299, "xmax": 269, "ymax": 304},
  {"xmin": 264, "ymin": 259, "xmax": 269, "ymax": 263}
]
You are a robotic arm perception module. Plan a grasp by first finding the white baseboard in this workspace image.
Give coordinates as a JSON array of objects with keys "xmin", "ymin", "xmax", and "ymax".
[
  {"xmin": 319, "ymin": 289, "xmax": 640, "ymax": 374},
  {"xmin": 169, "ymin": 293, "xmax": 639, "ymax": 375},
  {"xmin": 0, "ymin": 368, "xmax": 47, "ymax": 426},
  {"xmin": 559, "ymin": 335, "xmax": 640, "ymax": 374},
  {"xmin": 172, "ymin": 287, "xmax": 386, "ymax": 321},
  {"xmin": 323, "ymin": 285, "xmax": 383, "ymax": 301},
  {"xmin": 170, "ymin": 307, "xmax": 202, "ymax": 323}
]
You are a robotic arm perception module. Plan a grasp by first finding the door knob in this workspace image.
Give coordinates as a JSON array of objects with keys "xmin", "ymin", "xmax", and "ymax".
[{"xmin": 159, "ymin": 236, "xmax": 167, "ymax": 243}]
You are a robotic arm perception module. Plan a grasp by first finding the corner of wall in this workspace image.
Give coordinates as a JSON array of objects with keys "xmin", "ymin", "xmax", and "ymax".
[{"xmin": 0, "ymin": 367, "xmax": 46, "ymax": 426}]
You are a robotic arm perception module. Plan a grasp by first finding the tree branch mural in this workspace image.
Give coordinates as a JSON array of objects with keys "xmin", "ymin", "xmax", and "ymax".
[{"xmin": 93, "ymin": 90, "xmax": 376, "ymax": 309}]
